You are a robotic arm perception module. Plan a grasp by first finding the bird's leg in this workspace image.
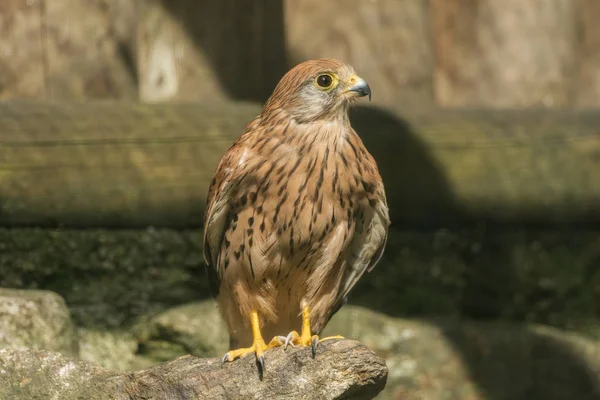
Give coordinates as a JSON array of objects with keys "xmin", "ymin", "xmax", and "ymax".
[
  {"xmin": 221, "ymin": 310, "xmax": 284, "ymax": 370},
  {"xmin": 284, "ymin": 306, "xmax": 344, "ymax": 357}
]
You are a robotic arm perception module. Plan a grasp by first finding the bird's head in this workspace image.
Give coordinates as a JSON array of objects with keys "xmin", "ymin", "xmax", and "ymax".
[{"xmin": 262, "ymin": 59, "xmax": 371, "ymax": 124}]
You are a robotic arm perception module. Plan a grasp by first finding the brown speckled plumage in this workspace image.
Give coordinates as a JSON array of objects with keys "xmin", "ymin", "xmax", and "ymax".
[{"xmin": 203, "ymin": 59, "xmax": 390, "ymax": 358}]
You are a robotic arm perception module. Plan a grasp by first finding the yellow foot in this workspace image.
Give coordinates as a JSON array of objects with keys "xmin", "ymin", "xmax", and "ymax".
[
  {"xmin": 283, "ymin": 330, "xmax": 344, "ymax": 357},
  {"xmin": 221, "ymin": 336, "xmax": 284, "ymax": 370},
  {"xmin": 283, "ymin": 305, "xmax": 344, "ymax": 357}
]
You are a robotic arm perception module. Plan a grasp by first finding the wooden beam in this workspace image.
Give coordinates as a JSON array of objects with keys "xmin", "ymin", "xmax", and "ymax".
[{"xmin": 0, "ymin": 102, "xmax": 599, "ymax": 228}]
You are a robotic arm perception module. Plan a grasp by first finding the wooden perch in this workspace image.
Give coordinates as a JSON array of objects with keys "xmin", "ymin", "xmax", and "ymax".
[{"xmin": 0, "ymin": 339, "xmax": 388, "ymax": 400}]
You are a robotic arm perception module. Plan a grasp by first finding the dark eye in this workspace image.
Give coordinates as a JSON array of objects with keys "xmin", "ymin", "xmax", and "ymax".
[{"xmin": 316, "ymin": 74, "xmax": 333, "ymax": 88}]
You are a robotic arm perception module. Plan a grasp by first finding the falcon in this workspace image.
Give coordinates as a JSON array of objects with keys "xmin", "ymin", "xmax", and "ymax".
[{"xmin": 203, "ymin": 59, "xmax": 390, "ymax": 371}]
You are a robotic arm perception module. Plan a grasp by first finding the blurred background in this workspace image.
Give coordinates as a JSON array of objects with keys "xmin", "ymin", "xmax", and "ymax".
[{"xmin": 1, "ymin": 1, "xmax": 600, "ymax": 399}]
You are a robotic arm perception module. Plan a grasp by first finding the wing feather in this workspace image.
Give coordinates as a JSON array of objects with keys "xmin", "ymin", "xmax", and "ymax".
[
  {"xmin": 202, "ymin": 136, "xmax": 250, "ymax": 297},
  {"xmin": 326, "ymin": 189, "xmax": 390, "ymax": 322}
]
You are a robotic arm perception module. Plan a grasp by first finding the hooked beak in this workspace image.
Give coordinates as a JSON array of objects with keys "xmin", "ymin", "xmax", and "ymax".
[{"xmin": 348, "ymin": 76, "xmax": 371, "ymax": 101}]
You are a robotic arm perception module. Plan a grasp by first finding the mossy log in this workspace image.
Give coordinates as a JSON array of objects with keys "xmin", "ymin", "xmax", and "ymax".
[{"xmin": 1, "ymin": 101, "xmax": 599, "ymax": 228}]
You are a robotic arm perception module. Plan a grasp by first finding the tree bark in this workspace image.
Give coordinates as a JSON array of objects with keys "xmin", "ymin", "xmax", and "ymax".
[
  {"xmin": 1, "ymin": 102, "xmax": 600, "ymax": 228},
  {"xmin": 0, "ymin": 339, "xmax": 388, "ymax": 400}
]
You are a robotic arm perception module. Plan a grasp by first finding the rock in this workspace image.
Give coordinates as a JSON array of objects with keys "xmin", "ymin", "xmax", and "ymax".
[
  {"xmin": 0, "ymin": 288, "xmax": 78, "ymax": 357},
  {"xmin": 323, "ymin": 306, "xmax": 600, "ymax": 400},
  {"xmin": 133, "ymin": 300, "xmax": 228, "ymax": 360},
  {"xmin": 0, "ymin": 340, "xmax": 387, "ymax": 400},
  {"xmin": 77, "ymin": 328, "xmax": 148, "ymax": 372}
]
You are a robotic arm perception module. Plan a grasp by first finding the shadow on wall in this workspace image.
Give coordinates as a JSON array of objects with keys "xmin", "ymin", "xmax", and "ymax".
[
  {"xmin": 158, "ymin": 0, "xmax": 288, "ymax": 102},
  {"xmin": 349, "ymin": 105, "xmax": 466, "ymax": 227}
]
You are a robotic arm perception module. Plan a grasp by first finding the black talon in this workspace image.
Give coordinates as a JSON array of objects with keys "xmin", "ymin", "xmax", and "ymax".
[
  {"xmin": 221, "ymin": 353, "xmax": 229, "ymax": 367},
  {"xmin": 258, "ymin": 354, "xmax": 266, "ymax": 373},
  {"xmin": 311, "ymin": 337, "xmax": 318, "ymax": 358}
]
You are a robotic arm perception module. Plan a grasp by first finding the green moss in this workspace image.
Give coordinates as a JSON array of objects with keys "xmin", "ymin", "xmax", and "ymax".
[
  {"xmin": 349, "ymin": 227, "xmax": 600, "ymax": 334},
  {"xmin": 1, "ymin": 227, "xmax": 599, "ymax": 335},
  {"xmin": 0, "ymin": 228, "xmax": 208, "ymax": 329}
]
